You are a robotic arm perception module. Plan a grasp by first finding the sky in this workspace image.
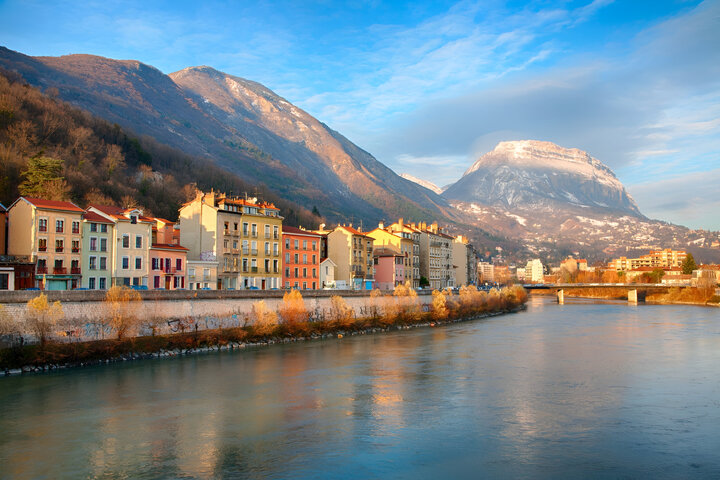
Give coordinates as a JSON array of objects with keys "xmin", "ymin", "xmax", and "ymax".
[{"xmin": 1, "ymin": 0, "xmax": 718, "ymax": 229}]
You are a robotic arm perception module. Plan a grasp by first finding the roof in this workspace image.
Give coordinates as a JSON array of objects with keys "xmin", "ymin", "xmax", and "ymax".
[
  {"xmin": 320, "ymin": 257, "xmax": 336, "ymax": 266},
  {"xmin": 15, "ymin": 197, "xmax": 84, "ymax": 213},
  {"xmin": 373, "ymin": 246, "xmax": 402, "ymax": 257},
  {"xmin": 150, "ymin": 243, "xmax": 189, "ymax": 251},
  {"xmin": 89, "ymin": 204, "xmax": 154, "ymax": 222},
  {"xmin": 82, "ymin": 211, "xmax": 114, "ymax": 224},
  {"xmin": 0, "ymin": 203, "xmax": 6, "ymax": 212},
  {"xmin": 337, "ymin": 225, "xmax": 370, "ymax": 237},
  {"xmin": 282, "ymin": 225, "xmax": 321, "ymax": 237},
  {"xmin": 154, "ymin": 218, "xmax": 175, "ymax": 225}
]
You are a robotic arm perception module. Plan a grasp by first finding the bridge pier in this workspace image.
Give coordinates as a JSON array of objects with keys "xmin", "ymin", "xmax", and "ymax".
[
  {"xmin": 628, "ymin": 289, "xmax": 638, "ymax": 304},
  {"xmin": 557, "ymin": 289, "xmax": 564, "ymax": 304}
]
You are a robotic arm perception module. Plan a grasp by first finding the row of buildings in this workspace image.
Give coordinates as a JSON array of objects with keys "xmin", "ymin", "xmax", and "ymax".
[{"xmin": 0, "ymin": 191, "xmax": 479, "ymax": 291}]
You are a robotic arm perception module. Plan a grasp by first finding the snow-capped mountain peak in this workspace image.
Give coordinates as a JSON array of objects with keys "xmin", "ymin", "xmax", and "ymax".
[{"xmin": 400, "ymin": 174, "xmax": 444, "ymax": 195}]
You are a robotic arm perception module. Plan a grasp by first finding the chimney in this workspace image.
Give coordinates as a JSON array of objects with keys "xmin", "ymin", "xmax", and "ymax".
[
  {"xmin": 319, "ymin": 223, "xmax": 326, "ymax": 231},
  {"xmin": 378, "ymin": 221, "xmax": 384, "ymax": 229},
  {"xmin": 398, "ymin": 218, "xmax": 404, "ymax": 229}
]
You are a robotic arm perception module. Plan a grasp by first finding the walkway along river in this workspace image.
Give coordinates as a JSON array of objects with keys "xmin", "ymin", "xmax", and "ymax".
[{"xmin": 1, "ymin": 297, "xmax": 719, "ymax": 478}]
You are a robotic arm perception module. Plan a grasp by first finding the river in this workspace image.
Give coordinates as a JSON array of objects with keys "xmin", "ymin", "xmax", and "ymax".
[{"xmin": 1, "ymin": 297, "xmax": 719, "ymax": 479}]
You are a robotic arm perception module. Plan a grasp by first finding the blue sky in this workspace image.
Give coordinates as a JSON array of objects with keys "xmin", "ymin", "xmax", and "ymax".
[{"xmin": 1, "ymin": 0, "xmax": 718, "ymax": 229}]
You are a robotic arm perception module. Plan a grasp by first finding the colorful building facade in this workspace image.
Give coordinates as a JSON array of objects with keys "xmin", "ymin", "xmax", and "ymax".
[{"xmin": 282, "ymin": 225, "xmax": 321, "ymax": 289}]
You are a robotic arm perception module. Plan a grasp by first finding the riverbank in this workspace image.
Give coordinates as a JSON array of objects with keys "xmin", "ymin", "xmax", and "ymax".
[
  {"xmin": 530, "ymin": 287, "xmax": 720, "ymax": 307},
  {"xmin": 1, "ymin": 286, "xmax": 528, "ymax": 375}
]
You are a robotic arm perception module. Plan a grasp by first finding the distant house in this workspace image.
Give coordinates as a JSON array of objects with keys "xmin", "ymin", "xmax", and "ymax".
[
  {"xmin": 373, "ymin": 246, "xmax": 405, "ymax": 290},
  {"xmin": 320, "ymin": 257, "xmax": 336, "ymax": 289}
]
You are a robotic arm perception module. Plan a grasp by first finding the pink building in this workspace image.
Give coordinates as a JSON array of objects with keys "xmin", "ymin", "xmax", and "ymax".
[
  {"xmin": 373, "ymin": 247, "xmax": 405, "ymax": 290},
  {"xmin": 149, "ymin": 219, "xmax": 188, "ymax": 290}
]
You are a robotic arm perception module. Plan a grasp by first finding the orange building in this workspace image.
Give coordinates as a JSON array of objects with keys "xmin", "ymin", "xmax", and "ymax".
[
  {"xmin": 149, "ymin": 219, "xmax": 188, "ymax": 290},
  {"xmin": 282, "ymin": 226, "xmax": 321, "ymax": 289}
]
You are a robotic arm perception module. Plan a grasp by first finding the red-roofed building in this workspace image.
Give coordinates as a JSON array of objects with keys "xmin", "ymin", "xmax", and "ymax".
[
  {"xmin": 282, "ymin": 226, "xmax": 321, "ymax": 289},
  {"xmin": 327, "ymin": 225, "xmax": 374, "ymax": 289},
  {"xmin": 7, "ymin": 197, "xmax": 84, "ymax": 290},
  {"xmin": 81, "ymin": 209, "xmax": 115, "ymax": 290}
]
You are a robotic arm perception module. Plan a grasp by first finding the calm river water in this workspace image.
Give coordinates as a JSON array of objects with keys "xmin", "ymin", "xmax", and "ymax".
[{"xmin": 1, "ymin": 297, "xmax": 719, "ymax": 479}]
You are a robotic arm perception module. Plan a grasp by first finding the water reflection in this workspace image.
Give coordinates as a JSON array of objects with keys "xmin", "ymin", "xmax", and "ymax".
[{"xmin": 1, "ymin": 298, "xmax": 720, "ymax": 478}]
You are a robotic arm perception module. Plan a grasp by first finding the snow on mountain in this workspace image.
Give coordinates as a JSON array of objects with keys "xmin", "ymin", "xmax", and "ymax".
[
  {"xmin": 400, "ymin": 174, "xmax": 444, "ymax": 195},
  {"xmin": 445, "ymin": 140, "xmax": 641, "ymax": 215}
]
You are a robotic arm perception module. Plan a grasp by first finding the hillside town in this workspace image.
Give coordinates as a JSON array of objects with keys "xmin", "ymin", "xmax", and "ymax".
[{"xmin": 0, "ymin": 191, "xmax": 479, "ymax": 292}]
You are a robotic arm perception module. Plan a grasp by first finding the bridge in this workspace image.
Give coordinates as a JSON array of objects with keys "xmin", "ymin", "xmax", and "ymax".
[{"xmin": 522, "ymin": 283, "xmax": 687, "ymax": 304}]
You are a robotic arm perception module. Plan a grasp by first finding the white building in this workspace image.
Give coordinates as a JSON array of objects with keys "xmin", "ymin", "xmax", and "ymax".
[
  {"xmin": 525, "ymin": 259, "xmax": 544, "ymax": 283},
  {"xmin": 320, "ymin": 257, "xmax": 337, "ymax": 289}
]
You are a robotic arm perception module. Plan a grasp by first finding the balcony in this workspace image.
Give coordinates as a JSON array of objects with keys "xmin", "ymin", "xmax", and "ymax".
[
  {"xmin": 56, "ymin": 228, "xmax": 64, "ymax": 234},
  {"xmin": 39, "ymin": 226, "xmax": 47, "ymax": 233},
  {"xmin": 71, "ymin": 267, "xmax": 81, "ymax": 275},
  {"xmin": 223, "ymin": 229, "xmax": 230, "ymax": 236},
  {"xmin": 242, "ymin": 248, "xmax": 249, "ymax": 255},
  {"xmin": 251, "ymin": 266, "xmax": 258, "ymax": 273},
  {"xmin": 232, "ymin": 230, "xmax": 240, "ymax": 237},
  {"xmin": 251, "ymin": 249, "xmax": 258, "ymax": 255},
  {"xmin": 162, "ymin": 267, "xmax": 178, "ymax": 275},
  {"xmin": 37, "ymin": 266, "xmax": 48, "ymax": 274},
  {"xmin": 265, "ymin": 233, "xmax": 271, "ymax": 239},
  {"xmin": 53, "ymin": 267, "xmax": 67, "ymax": 274},
  {"xmin": 72, "ymin": 228, "xmax": 80, "ymax": 234},
  {"xmin": 251, "ymin": 232, "xmax": 258, "ymax": 238},
  {"xmin": 38, "ymin": 246, "xmax": 47, "ymax": 252},
  {"xmin": 55, "ymin": 247, "xmax": 64, "ymax": 253},
  {"xmin": 71, "ymin": 247, "xmax": 80, "ymax": 253}
]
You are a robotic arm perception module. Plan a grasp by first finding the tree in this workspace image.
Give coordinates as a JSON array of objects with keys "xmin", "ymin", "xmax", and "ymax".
[
  {"xmin": 25, "ymin": 294, "xmax": 64, "ymax": 345},
  {"xmin": 682, "ymin": 253, "xmax": 697, "ymax": 275},
  {"xmin": 105, "ymin": 286, "xmax": 142, "ymax": 340},
  {"xmin": 419, "ymin": 276, "xmax": 430, "ymax": 288},
  {"xmin": 19, "ymin": 155, "xmax": 70, "ymax": 200}
]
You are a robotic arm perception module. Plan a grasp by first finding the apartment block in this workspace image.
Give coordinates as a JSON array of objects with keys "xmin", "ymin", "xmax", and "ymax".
[
  {"xmin": 327, "ymin": 225, "xmax": 374, "ymax": 289},
  {"xmin": 282, "ymin": 225, "xmax": 321, "ymax": 289},
  {"xmin": 7, "ymin": 197, "xmax": 84, "ymax": 290},
  {"xmin": 81, "ymin": 210, "xmax": 114, "ymax": 290}
]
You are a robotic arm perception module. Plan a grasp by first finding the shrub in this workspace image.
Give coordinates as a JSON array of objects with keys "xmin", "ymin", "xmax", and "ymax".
[
  {"xmin": 105, "ymin": 286, "xmax": 142, "ymax": 340},
  {"xmin": 329, "ymin": 296, "xmax": 354, "ymax": 328},
  {"xmin": 431, "ymin": 289, "xmax": 449, "ymax": 320},
  {"xmin": 250, "ymin": 300, "xmax": 278, "ymax": 336},
  {"xmin": 25, "ymin": 294, "xmax": 64, "ymax": 345},
  {"xmin": 278, "ymin": 289, "xmax": 308, "ymax": 325}
]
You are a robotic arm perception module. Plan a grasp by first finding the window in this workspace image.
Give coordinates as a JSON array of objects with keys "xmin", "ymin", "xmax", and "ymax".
[
  {"xmin": 88, "ymin": 277, "xmax": 96, "ymax": 289},
  {"xmin": 39, "ymin": 218, "xmax": 48, "ymax": 232},
  {"xmin": 89, "ymin": 256, "xmax": 97, "ymax": 270},
  {"xmin": 273, "ymin": 225, "xmax": 279, "ymax": 239},
  {"xmin": 100, "ymin": 257, "xmax": 107, "ymax": 270},
  {"xmin": 312, "ymin": 241, "xmax": 317, "ymax": 251},
  {"xmin": 294, "ymin": 253, "xmax": 299, "ymax": 264},
  {"xmin": 224, "ymin": 221, "xmax": 229, "ymax": 233},
  {"xmin": 243, "ymin": 222, "xmax": 249, "ymax": 235},
  {"xmin": 122, "ymin": 235, "xmax": 130, "ymax": 248},
  {"xmin": 0, "ymin": 273, "xmax": 8, "ymax": 290},
  {"xmin": 135, "ymin": 257, "xmax": 142, "ymax": 270},
  {"xmin": 285, "ymin": 253, "xmax": 290, "ymax": 263},
  {"xmin": 122, "ymin": 257, "xmax": 129, "ymax": 269},
  {"xmin": 90, "ymin": 237, "xmax": 97, "ymax": 251},
  {"xmin": 234, "ymin": 222, "xmax": 238, "ymax": 232},
  {"xmin": 55, "ymin": 239, "xmax": 64, "ymax": 252},
  {"xmin": 90, "ymin": 223, "xmax": 97, "ymax": 232},
  {"xmin": 312, "ymin": 255, "xmax": 316, "ymax": 264},
  {"xmin": 264, "ymin": 242, "xmax": 270, "ymax": 255},
  {"xmin": 294, "ymin": 239, "xmax": 299, "ymax": 249},
  {"xmin": 303, "ymin": 240, "xmax": 307, "ymax": 250},
  {"xmin": 285, "ymin": 267, "xmax": 290, "ymax": 277},
  {"xmin": 100, "ymin": 224, "xmax": 108, "ymax": 233},
  {"xmin": 303, "ymin": 268, "xmax": 307, "ymax": 278},
  {"xmin": 99, "ymin": 277, "xmax": 106, "ymax": 289},
  {"xmin": 303, "ymin": 254, "xmax": 307, "ymax": 264},
  {"xmin": 72, "ymin": 240, "xmax": 80, "ymax": 253},
  {"xmin": 72, "ymin": 221, "xmax": 80, "ymax": 234},
  {"xmin": 294, "ymin": 267, "xmax": 299, "ymax": 278},
  {"xmin": 303, "ymin": 282, "xmax": 307, "ymax": 289},
  {"xmin": 264, "ymin": 259, "xmax": 270, "ymax": 273},
  {"xmin": 154, "ymin": 276, "xmax": 161, "ymax": 289},
  {"xmin": 135, "ymin": 235, "xmax": 142, "ymax": 249},
  {"xmin": 273, "ymin": 242, "xmax": 279, "ymax": 255},
  {"xmin": 251, "ymin": 224, "xmax": 257, "ymax": 236},
  {"xmin": 176, "ymin": 258, "xmax": 182, "ymax": 271},
  {"xmin": 130, "ymin": 215, "xmax": 137, "ymax": 224},
  {"xmin": 56, "ymin": 219, "xmax": 64, "ymax": 233},
  {"xmin": 189, "ymin": 267, "xmax": 195, "ymax": 277},
  {"xmin": 38, "ymin": 238, "xmax": 47, "ymax": 252},
  {"xmin": 285, "ymin": 238, "xmax": 290, "ymax": 249},
  {"xmin": 265, "ymin": 225, "xmax": 270, "ymax": 238},
  {"xmin": 100, "ymin": 238, "xmax": 107, "ymax": 252}
]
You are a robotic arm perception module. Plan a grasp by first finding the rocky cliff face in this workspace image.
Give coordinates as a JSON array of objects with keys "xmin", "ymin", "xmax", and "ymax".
[
  {"xmin": 444, "ymin": 140, "xmax": 641, "ymax": 215},
  {"xmin": 0, "ymin": 47, "xmax": 450, "ymax": 223},
  {"xmin": 400, "ymin": 174, "xmax": 444, "ymax": 195}
]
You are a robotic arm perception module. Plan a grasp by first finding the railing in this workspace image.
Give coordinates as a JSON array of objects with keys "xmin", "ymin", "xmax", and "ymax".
[
  {"xmin": 251, "ymin": 249, "xmax": 258, "ymax": 255},
  {"xmin": 53, "ymin": 267, "xmax": 67, "ymax": 274},
  {"xmin": 232, "ymin": 230, "xmax": 240, "ymax": 236},
  {"xmin": 223, "ymin": 229, "xmax": 230, "ymax": 236},
  {"xmin": 251, "ymin": 232, "xmax": 258, "ymax": 238},
  {"xmin": 251, "ymin": 267, "xmax": 258, "ymax": 273},
  {"xmin": 38, "ymin": 246, "xmax": 47, "ymax": 252},
  {"xmin": 37, "ymin": 266, "xmax": 48, "ymax": 274},
  {"xmin": 55, "ymin": 247, "xmax": 64, "ymax": 253},
  {"xmin": 265, "ymin": 233, "xmax": 271, "ymax": 239},
  {"xmin": 39, "ymin": 226, "xmax": 47, "ymax": 232},
  {"xmin": 71, "ymin": 267, "xmax": 81, "ymax": 275},
  {"xmin": 56, "ymin": 228, "xmax": 64, "ymax": 233},
  {"xmin": 72, "ymin": 228, "xmax": 80, "ymax": 234},
  {"xmin": 72, "ymin": 247, "xmax": 80, "ymax": 253},
  {"xmin": 242, "ymin": 248, "xmax": 249, "ymax": 255}
]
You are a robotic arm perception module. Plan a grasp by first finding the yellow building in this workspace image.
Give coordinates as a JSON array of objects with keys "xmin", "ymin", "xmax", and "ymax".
[
  {"xmin": 179, "ymin": 190, "xmax": 282, "ymax": 290},
  {"xmin": 327, "ymin": 225, "xmax": 374, "ymax": 289},
  {"xmin": 386, "ymin": 219, "xmax": 421, "ymax": 288},
  {"xmin": 7, "ymin": 197, "xmax": 84, "ymax": 290}
]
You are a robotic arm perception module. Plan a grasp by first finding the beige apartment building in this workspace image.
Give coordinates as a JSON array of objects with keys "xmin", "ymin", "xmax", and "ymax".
[
  {"xmin": 387, "ymin": 219, "xmax": 421, "ymax": 288},
  {"xmin": 327, "ymin": 225, "xmax": 374, "ymax": 289},
  {"xmin": 179, "ymin": 190, "xmax": 282, "ymax": 290},
  {"xmin": 7, "ymin": 197, "xmax": 84, "ymax": 290},
  {"xmin": 87, "ymin": 205, "xmax": 153, "ymax": 287}
]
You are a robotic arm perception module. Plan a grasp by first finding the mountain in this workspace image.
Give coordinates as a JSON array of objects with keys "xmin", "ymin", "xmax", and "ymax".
[
  {"xmin": 444, "ymin": 140, "xmax": 720, "ymax": 262},
  {"xmin": 400, "ymin": 174, "xmax": 444, "ymax": 195},
  {"xmin": 444, "ymin": 140, "xmax": 641, "ymax": 215},
  {"xmin": 0, "ymin": 47, "xmax": 451, "ymax": 224}
]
